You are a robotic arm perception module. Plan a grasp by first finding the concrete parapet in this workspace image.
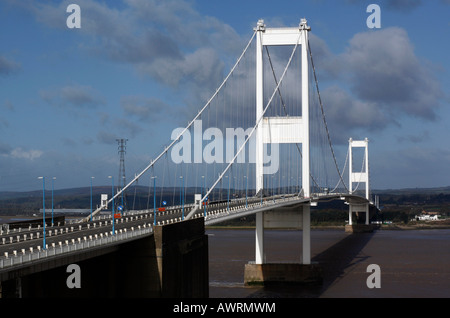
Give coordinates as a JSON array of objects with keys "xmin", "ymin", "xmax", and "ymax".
[{"xmin": 244, "ymin": 263, "xmax": 322, "ymax": 286}]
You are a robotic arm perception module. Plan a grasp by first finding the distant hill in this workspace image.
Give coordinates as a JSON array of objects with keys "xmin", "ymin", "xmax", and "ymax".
[
  {"xmin": 0, "ymin": 185, "xmax": 449, "ymax": 218},
  {"xmin": 0, "ymin": 185, "xmax": 223, "ymax": 215},
  {"xmin": 0, "ymin": 185, "xmax": 150, "ymax": 200},
  {"xmin": 2, "ymin": 185, "xmax": 449, "ymax": 200},
  {"xmin": 373, "ymin": 186, "xmax": 450, "ymax": 195}
]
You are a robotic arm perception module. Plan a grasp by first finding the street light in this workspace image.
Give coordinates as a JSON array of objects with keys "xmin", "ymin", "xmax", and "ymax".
[
  {"xmin": 152, "ymin": 176, "xmax": 157, "ymax": 226},
  {"xmin": 51, "ymin": 177, "xmax": 56, "ymax": 226},
  {"xmin": 272, "ymin": 175, "xmax": 275, "ymax": 203},
  {"xmin": 121, "ymin": 176, "xmax": 125, "ymax": 210},
  {"xmin": 244, "ymin": 176, "xmax": 248, "ymax": 209},
  {"xmin": 224, "ymin": 175, "xmax": 230, "ymax": 211},
  {"xmin": 290, "ymin": 177, "xmax": 293, "ymax": 194},
  {"xmin": 38, "ymin": 176, "xmax": 46, "ymax": 250},
  {"xmin": 201, "ymin": 176, "xmax": 205, "ymax": 217},
  {"xmin": 108, "ymin": 176, "xmax": 115, "ymax": 235},
  {"xmin": 90, "ymin": 177, "xmax": 95, "ymax": 222},
  {"xmin": 180, "ymin": 176, "xmax": 184, "ymax": 220},
  {"xmin": 260, "ymin": 177, "xmax": 263, "ymax": 206}
]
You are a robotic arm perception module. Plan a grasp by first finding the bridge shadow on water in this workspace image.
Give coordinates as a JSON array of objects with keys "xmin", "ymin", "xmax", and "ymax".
[{"xmin": 245, "ymin": 231, "xmax": 376, "ymax": 298}]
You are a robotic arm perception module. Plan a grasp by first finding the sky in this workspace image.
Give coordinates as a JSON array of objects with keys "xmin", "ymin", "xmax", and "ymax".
[{"xmin": 0, "ymin": 0, "xmax": 449, "ymax": 192}]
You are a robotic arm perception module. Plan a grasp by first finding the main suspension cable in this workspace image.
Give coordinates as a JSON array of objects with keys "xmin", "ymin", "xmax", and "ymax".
[
  {"xmin": 81, "ymin": 31, "xmax": 257, "ymax": 222},
  {"xmin": 308, "ymin": 40, "xmax": 349, "ymax": 192},
  {"xmin": 265, "ymin": 46, "xmax": 322, "ymax": 190},
  {"xmin": 199, "ymin": 32, "xmax": 302, "ymax": 206}
]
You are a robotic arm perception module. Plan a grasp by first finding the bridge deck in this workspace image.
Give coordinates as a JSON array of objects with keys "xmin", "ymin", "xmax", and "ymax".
[{"xmin": 0, "ymin": 192, "xmax": 376, "ymax": 276}]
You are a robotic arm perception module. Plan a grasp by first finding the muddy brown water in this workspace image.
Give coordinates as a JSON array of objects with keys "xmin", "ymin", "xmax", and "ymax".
[{"xmin": 207, "ymin": 228, "xmax": 450, "ymax": 298}]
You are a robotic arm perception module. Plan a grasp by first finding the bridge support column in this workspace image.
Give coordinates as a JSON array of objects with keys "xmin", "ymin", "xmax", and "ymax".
[
  {"xmin": 255, "ymin": 212, "xmax": 265, "ymax": 264},
  {"xmin": 244, "ymin": 18, "xmax": 320, "ymax": 287},
  {"xmin": 0, "ymin": 218, "xmax": 208, "ymax": 298},
  {"xmin": 302, "ymin": 204, "xmax": 311, "ymax": 265},
  {"xmin": 244, "ymin": 204, "xmax": 321, "ymax": 285},
  {"xmin": 346, "ymin": 203, "xmax": 374, "ymax": 233},
  {"xmin": 348, "ymin": 203, "xmax": 369, "ymax": 225},
  {"xmin": 153, "ymin": 217, "xmax": 209, "ymax": 297}
]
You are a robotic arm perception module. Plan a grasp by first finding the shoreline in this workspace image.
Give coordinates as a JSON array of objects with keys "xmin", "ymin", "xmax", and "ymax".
[
  {"xmin": 378, "ymin": 223, "xmax": 450, "ymax": 230},
  {"xmin": 206, "ymin": 221, "xmax": 450, "ymax": 231}
]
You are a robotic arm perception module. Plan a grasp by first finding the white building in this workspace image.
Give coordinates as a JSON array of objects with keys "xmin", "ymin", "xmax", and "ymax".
[{"xmin": 415, "ymin": 211, "xmax": 441, "ymax": 221}]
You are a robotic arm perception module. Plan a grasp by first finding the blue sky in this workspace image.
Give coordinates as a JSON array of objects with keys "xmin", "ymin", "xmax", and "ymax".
[{"xmin": 0, "ymin": 0, "xmax": 449, "ymax": 192}]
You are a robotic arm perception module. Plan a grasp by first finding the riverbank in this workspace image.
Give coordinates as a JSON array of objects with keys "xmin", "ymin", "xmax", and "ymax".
[
  {"xmin": 207, "ymin": 219, "xmax": 450, "ymax": 231},
  {"xmin": 379, "ymin": 219, "xmax": 450, "ymax": 230}
]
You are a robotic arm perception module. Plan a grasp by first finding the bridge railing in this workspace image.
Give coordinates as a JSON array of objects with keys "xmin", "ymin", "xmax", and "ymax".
[
  {"xmin": 0, "ymin": 224, "xmax": 153, "ymax": 270},
  {"xmin": 200, "ymin": 193, "xmax": 303, "ymax": 220}
]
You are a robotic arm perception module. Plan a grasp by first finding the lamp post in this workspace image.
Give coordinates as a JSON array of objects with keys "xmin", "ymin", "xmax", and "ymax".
[
  {"xmin": 201, "ymin": 176, "xmax": 205, "ymax": 217},
  {"xmin": 121, "ymin": 176, "xmax": 125, "ymax": 211},
  {"xmin": 272, "ymin": 175, "xmax": 275, "ymax": 203},
  {"xmin": 38, "ymin": 176, "xmax": 46, "ymax": 250},
  {"xmin": 51, "ymin": 177, "xmax": 56, "ymax": 226},
  {"xmin": 90, "ymin": 177, "xmax": 95, "ymax": 222},
  {"xmin": 152, "ymin": 176, "xmax": 157, "ymax": 226},
  {"xmin": 225, "ymin": 175, "xmax": 230, "ymax": 211},
  {"xmin": 233, "ymin": 176, "xmax": 236, "ymax": 200},
  {"xmin": 260, "ymin": 177, "xmax": 263, "ymax": 206},
  {"xmin": 108, "ymin": 176, "xmax": 115, "ymax": 235},
  {"xmin": 180, "ymin": 176, "xmax": 184, "ymax": 220},
  {"xmin": 244, "ymin": 175, "xmax": 248, "ymax": 209},
  {"xmin": 290, "ymin": 177, "xmax": 293, "ymax": 194}
]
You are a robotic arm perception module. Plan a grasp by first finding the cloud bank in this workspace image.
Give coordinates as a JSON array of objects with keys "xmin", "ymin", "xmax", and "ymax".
[{"xmin": 311, "ymin": 27, "xmax": 443, "ymax": 143}]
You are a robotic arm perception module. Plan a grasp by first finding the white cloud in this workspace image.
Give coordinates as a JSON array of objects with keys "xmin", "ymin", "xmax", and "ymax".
[
  {"xmin": 96, "ymin": 130, "xmax": 119, "ymax": 145},
  {"xmin": 0, "ymin": 55, "xmax": 21, "ymax": 75},
  {"xmin": 121, "ymin": 96, "xmax": 169, "ymax": 120},
  {"xmin": 24, "ymin": 0, "xmax": 241, "ymax": 89},
  {"xmin": 0, "ymin": 143, "xmax": 43, "ymax": 161},
  {"xmin": 321, "ymin": 85, "xmax": 390, "ymax": 144},
  {"xmin": 40, "ymin": 84, "xmax": 105, "ymax": 109},
  {"xmin": 310, "ymin": 27, "xmax": 444, "ymax": 143},
  {"xmin": 22, "ymin": 0, "xmax": 245, "ymax": 137},
  {"xmin": 10, "ymin": 148, "xmax": 43, "ymax": 160},
  {"xmin": 339, "ymin": 27, "xmax": 442, "ymax": 120}
]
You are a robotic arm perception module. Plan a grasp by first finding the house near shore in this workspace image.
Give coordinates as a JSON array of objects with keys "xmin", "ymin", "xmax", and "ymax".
[{"xmin": 415, "ymin": 210, "xmax": 441, "ymax": 221}]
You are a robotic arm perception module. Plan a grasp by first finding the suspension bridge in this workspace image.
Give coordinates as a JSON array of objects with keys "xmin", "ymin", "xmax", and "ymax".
[{"xmin": 0, "ymin": 19, "xmax": 379, "ymax": 297}]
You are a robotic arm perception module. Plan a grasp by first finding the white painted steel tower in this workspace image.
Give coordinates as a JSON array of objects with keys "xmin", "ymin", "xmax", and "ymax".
[
  {"xmin": 349, "ymin": 138, "xmax": 370, "ymax": 200},
  {"xmin": 254, "ymin": 19, "xmax": 312, "ymax": 265},
  {"xmin": 254, "ymin": 18, "xmax": 311, "ymax": 198},
  {"xmin": 348, "ymin": 138, "xmax": 370, "ymax": 225}
]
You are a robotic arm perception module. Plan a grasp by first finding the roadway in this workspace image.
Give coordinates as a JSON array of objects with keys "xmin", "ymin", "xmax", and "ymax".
[{"xmin": 0, "ymin": 192, "xmax": 376, "ymax": 269}]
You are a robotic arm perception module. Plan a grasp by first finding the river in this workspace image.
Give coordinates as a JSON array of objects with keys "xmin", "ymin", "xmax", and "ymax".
[{"xmin": 207, "ymin": 228, "xmax": 450, "ymax": 298}]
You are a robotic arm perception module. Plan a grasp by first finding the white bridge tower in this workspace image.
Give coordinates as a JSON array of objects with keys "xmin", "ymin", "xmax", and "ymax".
[
  {"xmin": 348, "ymin": 138, "xmax": 370, "ymax": 226},
  {"xmin": 254, "ymin": 19, "xmax": 312, "ymax": 265}
]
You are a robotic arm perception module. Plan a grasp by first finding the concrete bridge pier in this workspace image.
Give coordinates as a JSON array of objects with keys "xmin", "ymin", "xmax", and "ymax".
[
  {"xmin": 152, "ymin": 217, "xmax": 209, "ymax": 297},
  {"xmin": 345, "ymin": 203, "xmax": 375, "ymax": 233},
  {"xmin": 244, "ymin": 204, "xmax": 322, "ymax": 286}
]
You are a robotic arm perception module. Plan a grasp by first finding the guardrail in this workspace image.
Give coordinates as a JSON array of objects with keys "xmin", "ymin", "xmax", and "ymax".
[
  {"xmin": 0, "ymin": 225, "xmax": 153, "ymax": 270},
  {"xmin": 203, "ymin": 194, "xmax": 304, "ymax": 223},
  {"xmin": 1, "ymin": 193, "xmax": 345, "ymax": 270}
]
